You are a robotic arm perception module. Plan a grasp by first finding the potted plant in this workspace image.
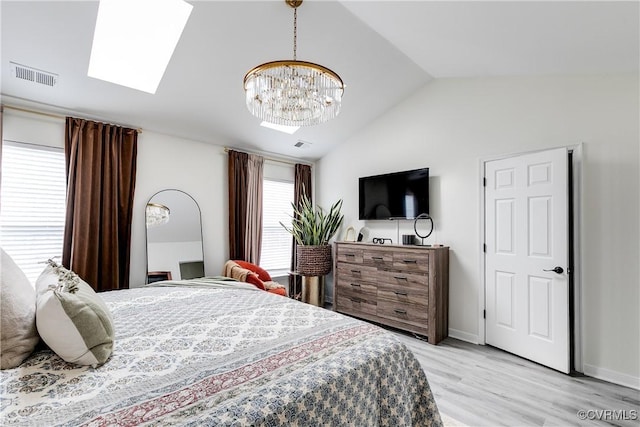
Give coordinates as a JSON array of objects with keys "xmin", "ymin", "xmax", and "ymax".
[{"xmin": 281, "ymin": 193, "xmax": 344, "ymax": 276}]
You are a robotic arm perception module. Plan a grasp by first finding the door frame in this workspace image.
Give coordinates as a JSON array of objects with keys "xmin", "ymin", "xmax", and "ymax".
[{"xmin": 478, "ymin": 143, "xmax": 583, "ymax": 373}]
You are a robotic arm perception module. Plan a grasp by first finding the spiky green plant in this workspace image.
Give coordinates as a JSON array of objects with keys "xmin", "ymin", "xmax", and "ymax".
[{"xmin": 280, "ymin": 194, "xmax": 344, "ymax": 245}]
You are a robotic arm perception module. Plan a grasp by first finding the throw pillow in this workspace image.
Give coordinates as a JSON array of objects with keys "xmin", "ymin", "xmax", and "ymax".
[
  {"xmin": 0, "ymin": 248, "xmax": 40, "ymax": 369},
  {"xmin": 245, "ymin": 273, "xmax": 266, "ymax": 290},
  {"xmin": 234, "ymin": 260, "xmax": 272, "ymax": 282},
  {"xmin": 35, "ymin": 260, "xmax": 114, "ymax": 367}
]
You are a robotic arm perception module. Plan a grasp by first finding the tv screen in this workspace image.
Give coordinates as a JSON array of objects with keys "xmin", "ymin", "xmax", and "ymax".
[{"xmin": 359, "ymin": 168, "xmax": 429, "ymax": 220}]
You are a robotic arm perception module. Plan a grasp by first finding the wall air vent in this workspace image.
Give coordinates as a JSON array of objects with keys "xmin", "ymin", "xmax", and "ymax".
[{"xmin": 10, "ymin": 62, "xmax": 58, "ymax": 87}]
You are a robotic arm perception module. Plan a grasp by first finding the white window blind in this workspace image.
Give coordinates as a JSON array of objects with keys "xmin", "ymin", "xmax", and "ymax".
[
  {"xmin": 1, "ymin": 141, "xmax": 67, "ymax": 284},
  {"xmin": 260, "ymin": 179, "xmax": 294, "ymax": 273}
]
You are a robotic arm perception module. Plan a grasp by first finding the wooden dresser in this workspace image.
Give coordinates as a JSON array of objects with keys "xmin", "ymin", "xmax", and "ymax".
[{"xmin": 334, "ymin": 242, "xmax": 449, "ymax": 344}]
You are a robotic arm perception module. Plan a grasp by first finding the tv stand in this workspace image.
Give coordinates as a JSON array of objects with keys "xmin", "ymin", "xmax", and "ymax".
[{"xmin": 333, "ymin": 242, "xmax": 449, "ymax": 344}]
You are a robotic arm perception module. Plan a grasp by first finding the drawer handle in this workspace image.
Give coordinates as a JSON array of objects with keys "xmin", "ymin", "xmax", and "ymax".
[
  {"xmin": 372, "ymin": 256, "xmax": 384, "ymax": 261},
  {"xmin": 350, "ymin": 297, "xmax": 362, "ymax": 303},
  {"xmin": 351, "ymin": 269, "xmax": 361, "ymax": 274},
  {"xmin": 394, "ymin": 276, "xmax": 408, "ymax": 281},
  {"xmin": 394, "ymin": 291, "xmax": 408, "ymax": 296},
  {"xmin": 403, "ymin": 259, "xmax": 417, "ymax": 264},
  {"xmin": 394, "ymin": 309, "xmax": 407, "ymax": 315},
  {"xmin": 350, "ymin": 283, "xmax": 361, "ymax": 287},
  {"xmin": 345, "ymin": 253, "xmax": 355, "ymax": 257}
]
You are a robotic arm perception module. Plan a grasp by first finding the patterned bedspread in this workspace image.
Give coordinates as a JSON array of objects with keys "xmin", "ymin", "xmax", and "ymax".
[{"xmin": 1, "ymin": 280, "xmax": 442, "ymax": 426}]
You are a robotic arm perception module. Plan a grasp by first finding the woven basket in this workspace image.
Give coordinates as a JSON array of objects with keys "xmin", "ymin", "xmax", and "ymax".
[{"xmin": 296, "ymin": 244, "xmax": 332, "ymax": 276}]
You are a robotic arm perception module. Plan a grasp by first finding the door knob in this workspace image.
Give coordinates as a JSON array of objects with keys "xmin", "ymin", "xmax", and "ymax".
[{"xmin": 543, "ymin": 266, "xmax": 564, "ymax": 274}]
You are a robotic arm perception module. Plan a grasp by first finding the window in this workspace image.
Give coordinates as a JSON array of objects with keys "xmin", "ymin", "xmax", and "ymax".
[
  {"xmin": 0, "ymin": 141, "xmax": 67, "ymax": 284},
  {"xmin": 260, "ymin": 179, "xmax": 294, "ymax": 274}
]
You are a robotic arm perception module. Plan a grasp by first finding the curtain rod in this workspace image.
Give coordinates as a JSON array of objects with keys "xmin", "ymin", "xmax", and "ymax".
[
  {"xmin": 2, "ymin": 104, "xmax": 143, "ymax": 134},
  {"xmin": 223, "ymin": 147, "xmax": 312, "ymax": 167}
]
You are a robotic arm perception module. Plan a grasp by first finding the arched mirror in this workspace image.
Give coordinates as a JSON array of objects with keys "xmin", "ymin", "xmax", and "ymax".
[{"xmin": 145, "ymin": 189, "xmax": 204, "ymax": 283}]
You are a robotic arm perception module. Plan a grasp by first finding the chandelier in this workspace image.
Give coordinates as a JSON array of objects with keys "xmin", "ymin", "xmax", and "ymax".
[
  {"xmin": 243, "ymin": 0, "xmax": 344, "ymax": 127},
  {"xmin": 146, "ymin": 203, "xmax": 170, "ymax": 228}
]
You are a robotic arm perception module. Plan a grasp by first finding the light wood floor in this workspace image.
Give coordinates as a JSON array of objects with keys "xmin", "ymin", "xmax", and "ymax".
[{"xmin": 393, "ymin": 333, "xmax": 640, "ymax": 427}]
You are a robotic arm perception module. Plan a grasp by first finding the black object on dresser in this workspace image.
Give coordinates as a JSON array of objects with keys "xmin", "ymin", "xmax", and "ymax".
[{"xmin": 334, "ymin": 242, "xmax": 449, "ymax": 344}]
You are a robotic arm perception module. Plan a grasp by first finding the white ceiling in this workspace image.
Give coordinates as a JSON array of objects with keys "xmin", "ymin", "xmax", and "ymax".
[{"xmin": 1, "ymin": 1, "xmax": 638, "ymax": 161}]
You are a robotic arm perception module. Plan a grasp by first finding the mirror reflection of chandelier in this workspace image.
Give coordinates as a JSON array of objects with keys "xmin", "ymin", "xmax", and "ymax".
[
  {"xmin": 243, "ymin": 0, "xmax": 344, "ymax": 127},
  {"xmin": 146, "ymin": 203, "xmax": 170, "ymax": 227}
]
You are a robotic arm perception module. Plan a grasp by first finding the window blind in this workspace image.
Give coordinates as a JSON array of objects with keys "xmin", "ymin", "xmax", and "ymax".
[
  {"xmin": 260, "ymin": 179, "xmax": 293, "ymax": 273},
  {"xmin": 0, "ymin": 141, "xmax": 67, "ymax": 284}
]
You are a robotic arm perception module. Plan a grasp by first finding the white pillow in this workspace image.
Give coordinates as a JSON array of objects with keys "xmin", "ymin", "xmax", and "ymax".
[
  {"xmin": 35, "ymin": 261, "xmax": 114, "ymax": 367},
  {"xmin": 0, "ymin": 248, "xmax": 40, "ymax": 369}
]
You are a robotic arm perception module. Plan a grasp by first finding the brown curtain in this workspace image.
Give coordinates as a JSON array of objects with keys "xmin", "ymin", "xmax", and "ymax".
[
  {"xmin": 244, "ymin": 154, "xmax": 264, "ymax": 264},
  {"xmin": 62, "ymin": 117, "xmax": 137, "ymax": 291},
  {"xmin": 290, "ymin": 163, "xmax": 312, "ymax": 274},
  {"xmin": 228, "ymin": 150, "xmax": 248, "ymax": 260}
]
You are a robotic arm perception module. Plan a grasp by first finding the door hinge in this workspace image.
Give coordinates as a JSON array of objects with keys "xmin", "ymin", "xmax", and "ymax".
[
  {"xmin": 483, "ymin": 309, "xmax": 486, "ymax": 319},
  {"xmin": 483, "ymin": 243, "xmax": 487, "ymax": 253},
  {"xmin": 483, "ymin": 177, "xmax": 487, "ymax": 187}
]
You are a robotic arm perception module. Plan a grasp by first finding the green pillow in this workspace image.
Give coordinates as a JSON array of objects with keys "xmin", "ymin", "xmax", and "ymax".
[
  {"xmin": 35, "ymin": 260, "xmax": 114, "ymax": 366},
  {"xmin": 0, "ymin": 248, "xmax": 40, "ymax": 369}
]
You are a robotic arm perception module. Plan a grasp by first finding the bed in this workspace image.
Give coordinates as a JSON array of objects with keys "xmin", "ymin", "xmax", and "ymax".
[{"xmin": 1, "ymin": 277, "xmax": 442, "ymax": 426}]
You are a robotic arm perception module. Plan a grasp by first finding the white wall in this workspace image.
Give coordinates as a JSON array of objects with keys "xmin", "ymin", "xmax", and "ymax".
[
  {"xmin": 2, "ymin": 111, "xmax": 232, "ymax": 288},
  {"xmin": 2, "ymin": 109, "xmax": 297, "ymax": 288},
  {"xmin": 317, "ymin": 74, "xmax": 639, "ymax": 387},
  {"xmin": 131, "ymin": 131, "xmax": 229, "ymax": 286},
  {"xmin": 147, "ymin": 241, "xmax": 203, "ymax": 281}
]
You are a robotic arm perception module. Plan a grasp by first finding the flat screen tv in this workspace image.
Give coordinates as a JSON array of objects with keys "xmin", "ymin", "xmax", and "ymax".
[{"xmin": 359, "ymin": 168, "xmax": 429, "ymax": 220}]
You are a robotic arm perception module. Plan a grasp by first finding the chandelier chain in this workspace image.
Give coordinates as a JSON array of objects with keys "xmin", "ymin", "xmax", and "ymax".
[{"xmin": 293, "ymin": 7, "xmax": 297, "ymax": 61}]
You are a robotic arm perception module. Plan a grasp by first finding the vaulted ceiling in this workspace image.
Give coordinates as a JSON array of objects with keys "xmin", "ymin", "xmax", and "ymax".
[{"xmin": 1, "ymin": 1, "xmax": 638, "ymax": 160}]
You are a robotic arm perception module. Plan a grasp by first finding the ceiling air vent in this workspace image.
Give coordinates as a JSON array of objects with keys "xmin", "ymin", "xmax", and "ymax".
[
  {"xmin": 294, "ymin": 140, "xmax": 312, "ymax": 149},
  {"xmin": 10, "ymin": 62, "xmax": 58, "ymax": 87}
]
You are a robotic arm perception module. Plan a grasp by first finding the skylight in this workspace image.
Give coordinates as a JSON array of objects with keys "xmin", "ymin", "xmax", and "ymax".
[
  {"xmin": 88, "ymin": 0, "xmax": 193, "ymax": 94},
  {"xmin": 260, "ymin": 121, "xmax": 300, "ymax": 135}
]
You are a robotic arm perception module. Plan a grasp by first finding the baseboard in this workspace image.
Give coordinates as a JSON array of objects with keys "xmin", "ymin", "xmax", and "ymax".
[
  {"xmin": 583, "ymin": 363, "xmax": 640, "ymax": 390},
  {"xmin": 448, "ymin": 328, "xmax": 480, "ymax": 345},
  {"xmin": 446, "ymin": 330, "xmax": 638, "ymax": 390}
]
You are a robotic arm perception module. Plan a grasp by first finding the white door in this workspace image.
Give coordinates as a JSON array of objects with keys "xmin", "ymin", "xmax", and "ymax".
[{"xmin": 485, "ymin": 147, "xmax": 569, "ymax": 373}]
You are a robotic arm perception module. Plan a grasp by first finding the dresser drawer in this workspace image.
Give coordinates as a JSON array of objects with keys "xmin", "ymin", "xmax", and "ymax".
[
  {"xmin": 376, "ymin": 299, "xmax": 428, "ymax": 329},
  {"xmin": 363, "ymin": 249, "xmax": 394, "ymax": 269},
  {"xmin": 377, "ymin": 283, "xmax": 428, "ymax": 306},
  {"xmin": 377, "ymin": 269, "xmax": 428, "ymax": 290},
  {"xmin": 336, "ymin": 246, "xmax": 363, "ymax": 264},
  {"xmin": 392, "ymin": 251, "xmax": 429, "ymax": 273},
  {"xmin": 336, "ymin": 293, "xmax": 377, "ymax": 317},
  {"xmin": 336, "ymin": 279, "xmax": 377, "ymax": 299},
  {"xmin": 336, "ymin": 263, "xmax": 378, "ymax": 282}
]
